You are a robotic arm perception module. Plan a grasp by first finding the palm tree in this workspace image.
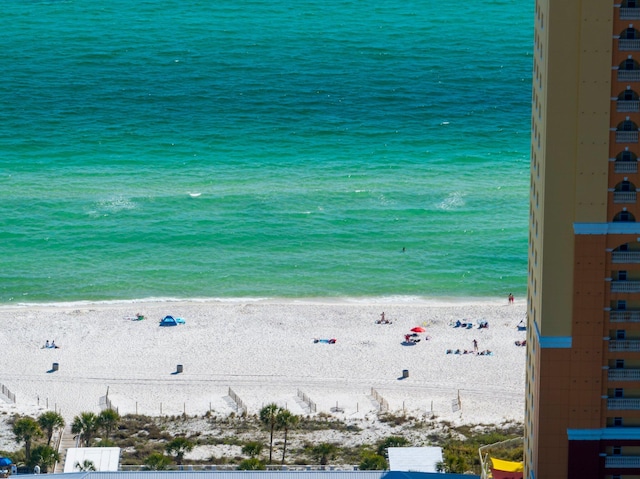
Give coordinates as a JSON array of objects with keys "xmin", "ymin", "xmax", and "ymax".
[
  {"xmin": 276, "ymin": 408, "xmax": 299, "ymax": 464},
  {"xmin": 237, "ymin": 458, "xmax": 266, "ymax": 470},
  {"xmin": 165, "ymin": 437, "xmax": 194, "ymax": 465},
  {"xmin": 241, "ymin": 441, "xmax": 263, "ymax": 458},
  {"xmin": 31, "ymin": 444, "xmax": 60, "ymax": 473},
  {"xmin": 312, "ymin": 443, "xmax": 338, "ymax": 467},
  {"xmin": 71, "ymin": 412, "xmax": 99, "ymax": 447},
  {"xmin": 12, "ymin": 417, "xmax": 43, "ymax": 463},
  {"xmin": 359, "ymin": 452, "xmax": 387, "ymax": 470},
  {"xmin": 259, "ymin": 403, "xmax": 280, "ymax": 464},
  {"xmin": 97, "ymin": 409, "xmax": 120, "ymax": 441},
  {"xmin": 144, "ymin": 452, "xmax": 171, "ymax": 471},
  {"xmin": 74, "ymin": 460, "xmax": 96, "ymax": 472},
  {"xmin": 37, "ymin": 411, "xmax": 65, "ymax": 446},
  {"xmin": 376, "ymin": 436, "xmax": 409, "ymax": 458}
]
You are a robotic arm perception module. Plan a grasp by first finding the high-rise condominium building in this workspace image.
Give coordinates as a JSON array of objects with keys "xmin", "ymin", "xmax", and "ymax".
[{"xmin": 526, "ymin": 1, "xmax": 640, "ymax": 478}]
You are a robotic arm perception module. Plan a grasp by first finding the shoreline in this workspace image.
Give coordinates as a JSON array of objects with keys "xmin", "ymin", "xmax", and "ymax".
[
  {"xmin": 0, "ymin": 298, "xmax": 527, "ymax": 439},
  {"xmin": 0, "ymin": 294, "xmax": 523, "ymax": 309}
]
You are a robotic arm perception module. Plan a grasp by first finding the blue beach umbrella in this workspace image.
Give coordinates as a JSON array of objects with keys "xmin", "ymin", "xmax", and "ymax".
[{"xmin": 0, "ymin": 458, "xmax": 12, "ymax": 466}]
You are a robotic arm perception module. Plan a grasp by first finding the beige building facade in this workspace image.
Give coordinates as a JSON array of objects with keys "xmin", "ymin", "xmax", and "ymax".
[{"xmin": 526, "ymin": 0, "xmax": 640, "ymax": 478}]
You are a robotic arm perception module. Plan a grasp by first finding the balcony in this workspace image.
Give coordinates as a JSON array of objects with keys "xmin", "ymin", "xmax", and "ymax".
[
  {"xmin": 615, "ymin": 161, "xmax": 639, "ymax": 173},
  {"xmin": 608, "ymin": 397, "xmax": 640, "ymax": 409},
  {"xmin": 611, "ymin": 281, "xmax": 640, "ymax": 293},
  {"xmin": 612, "ymin": 251, "xmax": 640, "ymax": 263},
  {"xmin": 610, "ymin": 310, "xmax": 640, "ymax": 321},
  {"xmin": 618, "ymin": 100, "xmax": 640, "ymax": 112},
  {"xmin": 619, "ymin": 70, "xmax": 640, "ymax": 82},
  {"xmin": 614, "ymin": 191, "xmax": 638, "ymax": 203},
  {"xmin": 620, "ymin": 39, "xmax": 640, "ymax": 51},
  {"xmin": 605, "ymin": 455, "xmax": 640, "ymax": 468},
  {"xmin": 621, "ymin": 8, "xmax": 640, "ymax": 20},
  {"xmin": 617, "ymin": 131, "xmax": 640, "ymax": 143},
  {"xmin": 609, "ymin": 340, "xmax": 640, "ymax": 351},
  {"xmin": 608, "ymin": 368, "xmax": 640, "ymax": 380}
]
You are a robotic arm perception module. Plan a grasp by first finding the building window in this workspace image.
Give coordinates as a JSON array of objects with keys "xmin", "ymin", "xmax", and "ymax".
[
  {"xmin": 613, "ymin": 445, "xmax": 622, "ymax": 455},
  {"xmin": 616, "ymin": 359, "xmax": 625, "ymax": 368},
  {"xmin": 614, "ymin": 417, "xmax": 623, "ymax": 426},
  {"xmin": 621, "ymin": 27, "xmax": 640, "ymax": 40},
  {"xmin": 614, "ymin": 210, "xmax": 636, "ymax": 222},
  {"xmin": 615, "ymin": 388, "xmax": 624, "ymax": 398},
  {"xmin": 616, "ymin": 180, "xmax": 635, "ymax": 192},
  {"xmin": 618, "ymin": 300, "xmax": 627, "ymax": 310},
  {"xmin": 619, "ymin": 270, "xmax": 628, "ymax": 280},
  {"xmin": 617, "ymin": 330, "xmax": 627, "ymax": 339}
]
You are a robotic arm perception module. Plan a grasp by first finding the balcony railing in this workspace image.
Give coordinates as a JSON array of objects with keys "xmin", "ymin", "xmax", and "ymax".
[
  {"xmin": 612, "ymin": 251, "xmax": 640, "ymax": 263},
  {"xmin": 609, "ymin": 340, "xmax": 640, "ymax": 351},
  {"xmin": 610, "ymin": 310, "xmax": 640, "ymax": 321},
  {"xmin": 608, "ymin": 398, "xmax": 640, "ymax": 409},
  {"xmin": 619, "ymin": 39, "xmax": 640, "ymax": 51},
  {"xmin": 614, "ymin": 191, "xmax": 638, "ymax": 203},
  {"xmin": 617, "ymin": 131, "xmax": 640, "ymax": 143},
  {"xmin": 605, "ymin": 455, "xmax": 640, "ymax": 468},
  {"xmin": 618, "ymin": 100, "xmax": 640, "ymax": 112},
  {"xmin": 621, "ymin": 8, "xmax": 640, "ymax": 20},
  {"xmin": 611, "ymin": 281, "xmax": 640, "ymax": 293},
  {"xmin": 618, "ymin": 70, "xmax": 640, "ymax": 82},
  {"xmin": 609, "ymin": 368, "xmax": 640, "ymax": 381},
  {"xmin": 615, "ymin": 161, "xmax": 639, "ymax": 173}
]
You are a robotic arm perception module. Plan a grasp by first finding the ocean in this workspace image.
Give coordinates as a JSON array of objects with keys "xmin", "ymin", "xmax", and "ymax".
[{"xmin": 0, "ymin": 0, "xmax": 533, "ymax": 303}]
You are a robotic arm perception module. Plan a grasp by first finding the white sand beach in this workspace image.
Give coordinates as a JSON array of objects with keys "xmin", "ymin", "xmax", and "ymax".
[{"xmin": 0, "ymin": 299, "xmax": 526, "ymax": 434}]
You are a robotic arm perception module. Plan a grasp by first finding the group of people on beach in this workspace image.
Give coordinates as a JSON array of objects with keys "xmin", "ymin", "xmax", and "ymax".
[
  {"xmin": 451, "ymin": 319, "xmax": 488, "ymax": 329},
  {"xmin": 446, "ymin": 348, "xmax": 493, "ymax": 356},
  {"xmin": 376, "ymin": 312, "xmax": 392, "ymax": 324},
  {"xmin": 445, "ymin": 338, "xmax": 492, "ymax": 355},
  {"xmin": 42, "ymin": 340, "xmax": 59, "ymax": 349}
]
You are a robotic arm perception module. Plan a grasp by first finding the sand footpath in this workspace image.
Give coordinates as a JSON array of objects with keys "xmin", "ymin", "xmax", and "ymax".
[{"xmin": 0, "ymin": 298, "xmax": 527, "ymax": 428}]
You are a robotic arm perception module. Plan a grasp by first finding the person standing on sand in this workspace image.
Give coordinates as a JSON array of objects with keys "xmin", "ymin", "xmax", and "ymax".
[
  {"xmin": 473, "ymin": 339, "xmax": 478, "ymax": 352},
  {"xmin": 508, "ymin": 293, "xmax": 514, "ymax": 304}
]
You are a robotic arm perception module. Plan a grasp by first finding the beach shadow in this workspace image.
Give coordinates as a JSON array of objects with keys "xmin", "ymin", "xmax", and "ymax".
[
  {"xmin": 170, "ymin": 371, "xmax": 182, "ymax": 375},
  {"xmin": 46, "ymin": 368, "xmax": 57, "ymax": 374},
  {"xmin": 401, "ymin": 341, "xmax": 417, "ymax": 346},
  {"xmin": 397, "ymin": 375, "xmax": 408, "ymax": 381}
]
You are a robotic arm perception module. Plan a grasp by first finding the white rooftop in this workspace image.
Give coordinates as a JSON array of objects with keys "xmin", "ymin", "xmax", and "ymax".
[
  {"xmin": 63, "ymin": 447, "xmax": 121, "ymax": 473},
  {"xmin": 387, "ymin": 447, "xmax": 443, "ymax": 473}
]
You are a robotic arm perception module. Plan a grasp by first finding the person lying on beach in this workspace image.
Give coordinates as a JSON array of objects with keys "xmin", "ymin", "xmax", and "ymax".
[
  {"xmin": 42, "ymin": 340, "xmax": 59, "ymax": 349},
  {"xmin": 451, "ymin": 320, "xmax": 474, "ymax": 329},
  {"xmin": 313, "ymin": 338, "xmax": 337, "ymax": 344}
]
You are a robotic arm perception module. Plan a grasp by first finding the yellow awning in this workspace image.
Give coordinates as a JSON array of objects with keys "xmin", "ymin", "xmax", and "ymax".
[{"xmin": 490, "ymin": 457, "xmax": 524, "ymax": 472}]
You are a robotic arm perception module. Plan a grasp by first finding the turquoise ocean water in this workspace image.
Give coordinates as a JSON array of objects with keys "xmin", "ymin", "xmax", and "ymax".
[{"xmin": 0, "ymin": 1, "xmax": 533, "ymax": 303}]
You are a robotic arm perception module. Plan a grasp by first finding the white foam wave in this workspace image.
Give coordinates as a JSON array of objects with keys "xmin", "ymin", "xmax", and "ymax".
[{"xmin": 436, "ymin": 191, "xmax": 465, "ymax": 210}]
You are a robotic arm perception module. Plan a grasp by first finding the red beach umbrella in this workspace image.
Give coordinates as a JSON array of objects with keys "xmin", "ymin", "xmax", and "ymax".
[{"xmin": 410, "ymin": 326, "xmax": 426, "ymax": 333}]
